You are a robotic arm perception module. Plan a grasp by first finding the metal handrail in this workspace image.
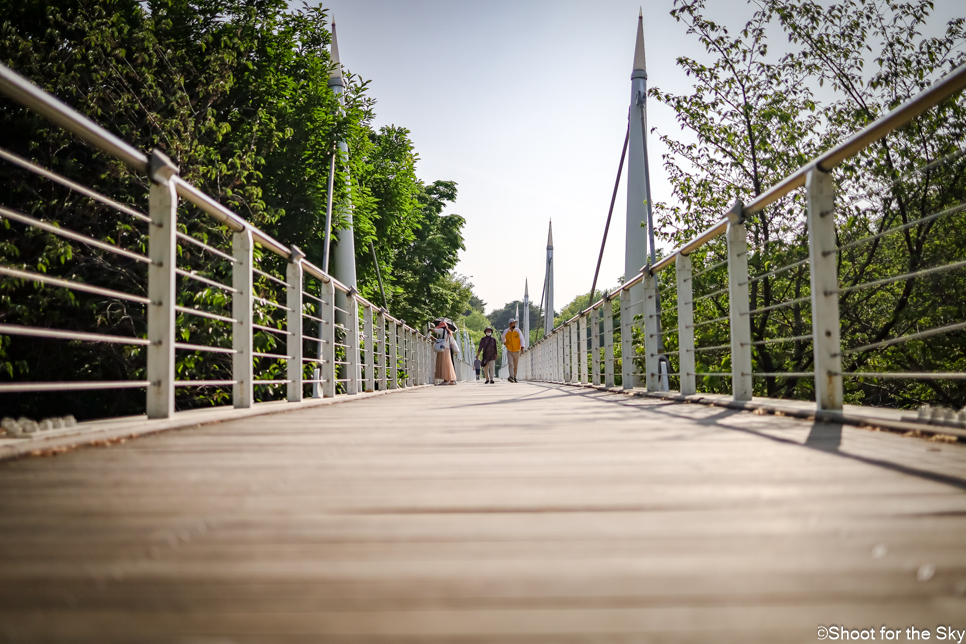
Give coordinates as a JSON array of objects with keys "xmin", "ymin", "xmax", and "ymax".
[
  {"xmin": 0, "ymin": 62, "xmax": 440, "ymax": 415},
  {"xmin": 523, "ymin": 61, "xmax": 966, "ymax": 408},
  {"xmin": 540, "ymin": 62, "xmax": 966, "ymax": 330}
]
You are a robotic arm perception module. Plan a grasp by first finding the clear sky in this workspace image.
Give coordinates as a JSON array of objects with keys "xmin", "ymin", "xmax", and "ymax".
[{"xmin": 315, "ymin": 0, "xmax": 962, "ymax": 315}]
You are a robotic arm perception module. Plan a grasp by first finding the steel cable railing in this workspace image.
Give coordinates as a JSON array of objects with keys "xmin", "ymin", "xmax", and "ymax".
[
  {"xmin": 0, "ymin": 62, "xmax": 439, "ymax": 429},
  {"xmin": 522, "ymin": 61, "xmax": 966, "ymax": 418}
]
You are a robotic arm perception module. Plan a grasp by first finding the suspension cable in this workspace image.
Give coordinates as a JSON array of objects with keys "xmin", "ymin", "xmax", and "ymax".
[{"xmin": 588, "ymin": 123, "xmax": 630, "ymax": 309}]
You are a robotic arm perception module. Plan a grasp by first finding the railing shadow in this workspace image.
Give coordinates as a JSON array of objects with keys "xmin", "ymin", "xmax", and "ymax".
[{"xmin": 528, "ymin": 381, "xmax": 966, "ymax": 492}]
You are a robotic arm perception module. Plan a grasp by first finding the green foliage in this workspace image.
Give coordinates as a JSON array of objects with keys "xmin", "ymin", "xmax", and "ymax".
[
  {"xmin": 487, "ymin": 300, "xmax": 539, "ymax": 338},
  {"xmin": 0, "ymin": 0, "xmax": 467, "ymax": 418},
  {"xmin": 651, "ymin": 0, "xmax": 966, "ymax": 407}
]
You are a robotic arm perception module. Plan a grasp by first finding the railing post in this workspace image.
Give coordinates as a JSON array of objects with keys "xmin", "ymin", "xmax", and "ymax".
[
  {"xmin": 408, "ymin": 327, "xmax": 414, "ymax": 385},
  {"xmin": 321, "ymin": 278, "xmax": 336, "ymax": 398},
  {"xmin": 146, "ymin": 151, "xmax": 178, "ymax": 419},
  {"xmin": 569, "ymin": 325, "xmax": 575, "ymax": 382},
  {"xmin": 346, "ymin": 294, "xmax": 360, "ymax": 395},
  {"xmin": 377, "ymin": 309, "xmax": 387, "ymax": 390},
  {"xmin": 591, "ymin": 308, "xmax": 600, "ymax": 385},
  {"xmin": 806, "ymin": 167, "xmax": 843, "ymax": 411},
  {"xmin": 286, "ymin": 247, "xmax": 305, "ymax": 403},
  {"xmin": 232, "ymin": 227, "xmax": 254, "ymax": 409},
  {"xmin": 579, "ymin": 315, "xmax": 588, "ymax": 384},
  {"xmin": 604, "ymin": 297, "xmax": 615, "ymax": 388},
  {"xmin": 401, "ymin": 325, "xmax": 409, "ymax": 387},
  {"xmin": 642, "ymin": 273, "xmax": 660, "ymax": 391},
  {"xmin": 423, "ymin": 335, "xmax": 428, "ymax": 385},
  {"xmin": 363, "ymin": 304, "xmax": 374, "ymax": 392},
  {"xmin": 422, "ymin": 333, "xmax": 427, "ymax": 384},
  {"xmin": 620, "ymin": 289, "xmax": 636, "ymax": 389},
  {"xmin": 562, "ymin": 329, "xmax": 567, "ymax": 382},
  {"xmin": 389, "ymin": 320, "xmax": 398, "ymax": 389},
  {"xmin": 676, "ymin": 253, "xmax": 696, "ymax": 396},
  {"xmin": 726, "ymin": 201, "xmax": 753, "ymax": 402}
]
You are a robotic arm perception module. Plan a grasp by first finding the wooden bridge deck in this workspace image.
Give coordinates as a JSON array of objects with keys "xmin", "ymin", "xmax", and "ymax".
[{"xmin": 1, "ymin": 382, "xmax": 965, "ymax": 643}]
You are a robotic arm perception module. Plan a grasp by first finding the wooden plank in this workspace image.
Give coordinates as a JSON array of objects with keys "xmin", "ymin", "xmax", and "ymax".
[{"xmin": 0, "ymin": 382, "xmax": 964, "ymax": 642}]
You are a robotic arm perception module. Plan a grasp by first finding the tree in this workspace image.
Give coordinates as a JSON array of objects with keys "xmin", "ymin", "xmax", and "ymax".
[
  {"xmin": 487, "ymin": 300, "xmax": 540, "ymax": 337},
  {"xmin": 651, "ymin": 0, "xmax": 966, "ymax": 406},
  {"xmin": 0, "ymin": 0, "xmax": 467, "ymax": 418}
]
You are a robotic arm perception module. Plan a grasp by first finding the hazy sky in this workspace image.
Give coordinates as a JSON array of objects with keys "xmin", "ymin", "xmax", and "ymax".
[{"xmin": 317, "ymin": 0, "xmax": 962, "ymax": 315}]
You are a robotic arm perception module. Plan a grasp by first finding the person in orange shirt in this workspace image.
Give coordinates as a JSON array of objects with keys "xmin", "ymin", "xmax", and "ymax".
[{"xmin": 501, "ymin": 318, "xmax": 527, "ymax": 383}]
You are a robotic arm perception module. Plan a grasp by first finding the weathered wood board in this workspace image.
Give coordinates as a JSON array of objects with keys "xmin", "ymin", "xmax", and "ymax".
[{"xmin": 1, "ymin": 382, "xmax": 965, "ymax": 643}]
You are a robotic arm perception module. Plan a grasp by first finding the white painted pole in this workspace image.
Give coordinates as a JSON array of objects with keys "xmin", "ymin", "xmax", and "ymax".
[
  {"xmin": 604, "ymin": 298, "xmax": 615, "ymax": 388},
  {"xmin": 591, "ymin": 308, "xmax": 601, "ymax": 386},
  {"xmin": 623, "ymin": 14, "xmax": 650, "ymax": 390},
  {"xmin": 546, "ymin": 222, "xmax": 554, "ymax": 337},
  {"xmin": 620, "ymin": 289, "xmax": 636, "ymax": 389},
  {"xmin": 286, "ymin": 249, "xmax": 305, "ymax": 402},
  {"xmin": 676, "ymin": 253, "xmax": 696, "ymax": 396},
  {"xmin": 523, "ymin": 279, "xmax": 530, "ymax": 347},
  {"xmin": 806, "ymin": 168, "xmax": 844, "ymax": 411},
  {"xmin": 377, "ymin": 310, "xmax": 387, "ymax": 390},
  {"xmin": 643, "ymin": 273, "xmax": 659, "ymax": 391},
  {"xmin": 569, "ymin": 322, "xmax": 576, "ymax": 383},
  {"xmin": 232, "ymin": 228, "xmax": 254, "ymax": 408},
  {"xmin": 389, "ymin": 321, "xmax": 398, "ymax": 389},
  {"xmin": 346, "ymin": 296, "xmax": 360, "ymax": 395},
  {"xmin": 146, "ymin": 151, "xmax": 178, "ymax": 419},
  {"xmin": 579, "ymin": 315, "xmax": 589, "ymax": 384},
  {"xmin": 726, "ymin": 205, "xmax": 753, "ymax": 402},
  {"xmin": 327, "ymin": 20, "xmax": 358, "ymax": 327},
  {"xmin": 321, "ymin": 278, "xmax": 336, "ymax": 398},
  {"xmin": 363, "ymin": 304, "xmax": 374, "ymax": 392}
]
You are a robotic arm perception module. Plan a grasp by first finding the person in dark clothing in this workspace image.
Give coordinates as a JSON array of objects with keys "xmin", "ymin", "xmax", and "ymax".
[{"xmin": 476, "ymin": 326, "xmax": 498, "ymax": 384}]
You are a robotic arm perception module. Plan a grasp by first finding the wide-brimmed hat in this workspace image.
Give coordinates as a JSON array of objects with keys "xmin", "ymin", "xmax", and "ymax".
[
  {"xmin": 432, "ymin": 317, "xmax": 458, "ymax": 331},
  {"xmin": 484, "ymin": 326, "xmax": 493, "ymax": 333}
]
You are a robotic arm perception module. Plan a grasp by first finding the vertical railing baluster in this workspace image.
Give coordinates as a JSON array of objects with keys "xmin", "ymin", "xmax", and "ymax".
[
  {"xmin": 726, "ymin": 202, "xmax": 753, "ymax": 402},
  {"xmin": 346, "ymin": 294, "xmax": 360, "ymax": 395},
  {"xmin": 286, "ymin": 247, "xmax": 305, "ymax": 402},
  {"xmin": 643, "ymin": 273, "xmax": 659, "ymax": 391},
  {"xmin": 591, "ymin": 307, "xmax": 600, "ymax": 386},
  {"xmin": 676, "ymin": 253, "xmax": 696, "ymax": 396},
  {"xmin": 146, "ymin": 151, "xmax": 178, "ymax": 419},
  {"xmin": 401, "ymin": 325, "xmax": 409, "ymax": 387},
  {"xmin": 620, "ymin": 289, "xmax": 635, "ymax": 389},
  {"xmin": 604, "ymin": 296, "xmax": 615, "ymax": 388},
  {"xmin": 579, "ymin": 315, "xmax": 588, "ymax": 384},
  {"xmin": 561, "ymin": 328, "xmax": 566, "ymax": 382},
  {"xmin": 232, "ymin": 228, "xmax": 254, "ymax": 408},
  {"xmin": 364, "ymin": 304, "xmax": 374, "ymax": 392},
  {"xmin": 389, "ymin": 320, "xmax": 398, "ymax": 389},
  {"xmin": 806, "ymin": 168, "xmax": 843, "ymax": 411},
  {"xmin": 321, "ymin": 277, "xmax": 336, "ymax": 398},
  {"xmin": 568, "ymin": 322, "xmax": 576, "ymax": 382},
  {"xmin": 377, "ymin": 309, "xmax": 387, "ymax": 391}
]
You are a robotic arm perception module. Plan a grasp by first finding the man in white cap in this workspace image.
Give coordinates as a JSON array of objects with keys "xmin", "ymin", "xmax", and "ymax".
[{"xmin": 501, "ymin": 318, "xmax": 527, "ymax": 383}]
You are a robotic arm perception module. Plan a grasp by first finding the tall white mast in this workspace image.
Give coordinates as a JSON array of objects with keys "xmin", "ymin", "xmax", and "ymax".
[
  {"xmin": 623, "ymin": 11, "xmax": 652, "ymax": 388},
  {"xmin": 522, "ymin": 279, "xmax": 530, "ymax": 344},
  {"xmin": 545, "ymin": 220, "xmax": 554, "ymax": 336},
  {"xmin": 328, "ymin": 17, "xmax": 357, "ymax": 301}
]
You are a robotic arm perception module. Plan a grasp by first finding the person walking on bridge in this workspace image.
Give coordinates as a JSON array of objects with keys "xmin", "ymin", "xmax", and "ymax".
[
  {"xmin": 434, "ymin": 323, "xmax": 459, "ymax": 385},
  {"xmin": 476, "ymin": 326, "xmax": 498, "ymax": 384},
  {"xmin": 501, "ymin": 318, "xmax": 527, "ymax": 383}
]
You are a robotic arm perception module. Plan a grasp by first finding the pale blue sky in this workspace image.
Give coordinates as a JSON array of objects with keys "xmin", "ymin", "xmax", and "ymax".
[{"xmin": 315, "ymin": 0, "xmax": 963, "ymax": 314}]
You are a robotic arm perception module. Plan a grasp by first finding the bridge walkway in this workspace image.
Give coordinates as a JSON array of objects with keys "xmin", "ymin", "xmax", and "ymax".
[{"xmin": 1, "ymin": 382, "xmax": 965, "ymax": 642}]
